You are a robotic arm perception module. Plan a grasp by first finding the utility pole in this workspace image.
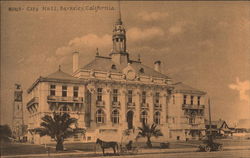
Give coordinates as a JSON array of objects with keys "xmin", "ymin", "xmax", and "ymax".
[{"xmin": 208, "ymin": 98, "xmax": 213, "ymax": 141}]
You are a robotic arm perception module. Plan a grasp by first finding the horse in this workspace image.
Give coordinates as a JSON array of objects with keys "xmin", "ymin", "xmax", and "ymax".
[{"xmin": 96, "ymin": 138, "xmax": 119, "ymax": 155}]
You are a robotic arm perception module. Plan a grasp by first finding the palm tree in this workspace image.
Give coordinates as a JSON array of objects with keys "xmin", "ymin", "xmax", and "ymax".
[
  {"xmin": 137, "ymin": 122, "xmax": 163, "ymax": 148},
  {"xmin": 34, "ymin": 112, "xmax": 85, "ymax": 151}
]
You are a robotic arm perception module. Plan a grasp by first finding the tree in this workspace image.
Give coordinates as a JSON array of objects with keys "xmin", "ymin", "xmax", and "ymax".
[
  {"xmin": 137, "ymin": 122, "xmax": 163, "ymax": 148},
  {"xmin": 0, "ymin": 124, "xmax": 12, "ymax": 142},
  {"xmin": 34, "ymin": 112, "xmax": 85, "ymax": 151}
]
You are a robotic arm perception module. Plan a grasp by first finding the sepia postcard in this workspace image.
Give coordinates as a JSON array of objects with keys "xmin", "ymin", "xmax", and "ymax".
[{"xmin": 1, "ymin": 1, "xmax": 249, "ymax": 157}]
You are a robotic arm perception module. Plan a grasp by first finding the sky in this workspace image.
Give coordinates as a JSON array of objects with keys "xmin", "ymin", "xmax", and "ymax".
[{"xmin": 1, "ymin": 1, "xmax": 250, "ymax": 126}]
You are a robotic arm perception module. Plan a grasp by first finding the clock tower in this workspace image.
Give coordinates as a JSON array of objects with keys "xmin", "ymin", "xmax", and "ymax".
[
  {"xmin": 110, "ymin": 1, "xmax": 129, "ymax": 65},
  {"xmin": 12, "ymin": 84, "xmax": 24, "ymax": 140}
]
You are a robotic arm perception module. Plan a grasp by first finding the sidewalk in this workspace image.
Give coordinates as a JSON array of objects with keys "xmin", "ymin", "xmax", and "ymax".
[{"xmin": 2, "ymin": 145, "xmax": 250, "ymax": 158}]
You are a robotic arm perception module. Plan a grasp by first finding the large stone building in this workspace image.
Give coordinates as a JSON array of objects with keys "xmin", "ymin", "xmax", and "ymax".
[{"xmin": 26, "ymin": 10, "xmax": 206, "ymax": 144}]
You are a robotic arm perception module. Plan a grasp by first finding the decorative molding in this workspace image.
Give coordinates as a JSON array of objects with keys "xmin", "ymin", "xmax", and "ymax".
[
  {"xmin": 105, "ymin": 89, "xmax": 111, "ymax": 93},
  {"xmin": 90, "ymin": 70, "xmax": 95, "ymax": 77}
]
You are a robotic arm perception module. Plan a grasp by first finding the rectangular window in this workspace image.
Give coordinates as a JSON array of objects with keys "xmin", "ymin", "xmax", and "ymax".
[
  {"xmin": 142, "ymin": 91, "xmax": 146, "ymax": 103},
  {"xmin": 173, "ymin": 95, "xmax": 175, "ymax": 104},
  {"xmin": 189, "ymin": 118, "xmax": 195, "ymax": 124},
  {"xmin": 62, "ymin": 85, "xmax": 67, "ymax": 97},
  {"xmin": 197, "ymin": 96, "xmax": 201, "ymax": 105},
  {"xmin": 191, "ymin": 96, "xmax": 194, "ymax": 105},
  {"xmin": 50, "ymin": 85, "xmax": 56, "ymax": 96},
  {"xmin": 87, "ymin": 136, "xmax": 91, "ymax": 141},
  {"xmin": 73, "ymin": 86, "xmax": 79, "ymax": 97},
  {"xmin": 112, "ymin": 89, "xmax": 118, "ymax": 102},
  {"xmin": 183, "ymin": 95, "xmax": 187, "ymax": 104},
  {"xmin": 97, "ymin": 88, "xmax": 102, "ymax": 101},
  {"xmin": 128, "ymin": 90, "xmax": 133, "ymax": 103},
  {"xmin": 155, "ymin": 92, "xmax": 160, "ymax": 104}
]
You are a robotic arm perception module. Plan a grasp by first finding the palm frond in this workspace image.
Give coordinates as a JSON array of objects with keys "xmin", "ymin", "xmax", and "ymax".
[
  {"xmin": 34, "ymin": 112, "xmax": 85, "ymax": 140},
  {"xmin": 136, "ymin": 123, "xmax": 163, "ymax": 140}
]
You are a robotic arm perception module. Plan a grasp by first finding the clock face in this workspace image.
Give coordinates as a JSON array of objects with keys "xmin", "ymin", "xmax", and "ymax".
[{"xmin": 127, "ymin": 70, "xmax": 136, "ymax": 80}]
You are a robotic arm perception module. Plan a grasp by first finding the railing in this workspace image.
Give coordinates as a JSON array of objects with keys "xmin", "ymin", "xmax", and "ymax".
[
  {"xmin": 47, "ymin": 96, "xmax": 83, "ymax": 103},
  {"xmin": 127, "ymin": 102, "xmax": 135, "ymax": 109},
  {"xmin": 27, "ymin": 97, "xmax": 39, "ymax": 107},
  {"xmin": 140, "ymin": 103, "xmax": 149, "ymax": 109},
  {"xmin": 112, "ymin": 101, "xmax": 121, "ymax": 108},
  {"xmin": 182, "ymin": 104, "xmax": 205, "ymax": 109},
  {"xmin": 154, "ymin": 103, "xmax": 162, "ymax": 110},
  {"xmin": 189, "ymin": 123, "xmax": 205, "ymax": 129},
  {"xmin": 184, "ymin": 112, "xmax": 205, "ymax": 117},
  {"xmin": 96, "ymin": 100, "xmax": 105, "ymax": 107}
]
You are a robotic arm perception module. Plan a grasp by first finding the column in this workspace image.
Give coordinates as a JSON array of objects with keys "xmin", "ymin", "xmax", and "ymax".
[
  {"xmin": 161, "ymin": 91, "xmax": 167, "ymax": 125},
  {"xmin": 134, "ymin": 88, "xmax": 141, "ymax": 127},
  {"xmin": 148, "ymin": 89, "xmax": 154, "ymax": 124},
  {"xmin": 120, "ymin": 87, "xmax": 126, "ymax": 129},
  {"xmin": 90, "ymin": 89, "xmax": 97, "ymax": 129},
  {"xmin": 104, "ymin": 87, "xmax": 112, "ymax": 126}
]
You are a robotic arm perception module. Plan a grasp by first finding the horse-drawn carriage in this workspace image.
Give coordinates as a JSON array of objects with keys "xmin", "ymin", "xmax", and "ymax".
[
  {"xmin": 96, "ymin": 138, "xmax": 139, "ymax": 155},
  {"xmin": 120, "ymin": 140, "xmax": 139, "ymax": 154}
]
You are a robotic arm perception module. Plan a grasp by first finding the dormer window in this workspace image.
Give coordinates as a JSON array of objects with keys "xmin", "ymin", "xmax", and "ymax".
[
  {"xmin": 111, "ymin": 64, "xmax": 116, "ymax": 70},
  {"xmin": 139, "ymin": 68, "xmax": 144, "ymax": 73}
]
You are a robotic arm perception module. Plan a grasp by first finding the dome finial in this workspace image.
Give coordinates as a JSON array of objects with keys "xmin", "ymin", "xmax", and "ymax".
[
  {"xmin": 118, "ymin": 0, "xmax": 121, "ymax": 20},
  {"xmin": 96, "ymin": 48, "xmax": 99, "ymax": 56},
  {"xmin": 116, "ymin": 0, "xmax": 122, "ymax": 25}
]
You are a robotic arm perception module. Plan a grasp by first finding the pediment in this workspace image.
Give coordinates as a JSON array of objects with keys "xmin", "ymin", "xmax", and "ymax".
[{"xmin": 122, "ymin": 64, "xmax": 137, "ymax": 80}]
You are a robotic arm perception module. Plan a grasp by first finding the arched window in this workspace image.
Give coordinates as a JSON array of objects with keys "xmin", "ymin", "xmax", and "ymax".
[
  {"xmin": 140, "ymin": 110, "xmax": 148, "ymax": 124},
  {"xmin": 59, "ymin": 105, "xmax": 70, "ymax": 112},
  {"xmin": 111, "ymin": 64, "xmax": 116, "ymax": 70},
  {"xmin": 111, "ymin": 109, "xmax": 119, "ymax": 124},
  {"xmin": 154, "ymin": 111, "xmax": 161, "ymax": 125},
  {"xmin": 139, "ymin": 68, "xmax": 144, "ymax": 73},
  {"xmin": 96, "ymin": 109, "xmax": 105, "ymax": 123}
]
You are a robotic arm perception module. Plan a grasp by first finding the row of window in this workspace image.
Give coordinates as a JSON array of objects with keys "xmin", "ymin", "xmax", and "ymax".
[
  {"xmin": 50, "ymin": 85, "xmax": 79, "ymax": 97},
  {"xmin": 97, "ymin": 88, "xmax": 160, "ymax": 104},
  {"xmin": 96, "ymin": 109, "xmax": 161, "ymax": 125},
  {"xmin": 183, "ymin": 95, "xmax": 201, "ymax": 105},
  {"xmin": 50, "ymin": 85, "xmax": 201, "ymax": 107}
]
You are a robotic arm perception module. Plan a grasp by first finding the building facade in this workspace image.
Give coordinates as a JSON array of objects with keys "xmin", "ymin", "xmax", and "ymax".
[{"xmin": 26, "ymin": 11, "xmax": 207, "ymax": 144}]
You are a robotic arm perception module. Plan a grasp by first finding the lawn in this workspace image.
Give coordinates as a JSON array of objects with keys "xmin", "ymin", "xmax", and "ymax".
[
  {"xmin": 1, "ymin": 139, "xmax": 249, "ymax": 156},
  {"xmin": 0, "ymin": 142, "xmax": 56, "ymax": 156}
]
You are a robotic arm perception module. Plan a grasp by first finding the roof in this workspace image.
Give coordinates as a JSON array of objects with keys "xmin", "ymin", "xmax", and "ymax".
[
  {"xmin": 27, "ymin": 67, "xmax": 80, "ymax": 93},
  {"xmin": 45, "ymin": 68, "xmax": 77, "ymax": 80},
  {"xmin": 173, "ymin": 82, "xmax": 206, "ymax": 94},
  {"xmin": 205, "ymin": 120, "xmax": 230, "ymax": 129},
  {"xmin": 81, "ymin": 56, "xmax": 169, "ymax": 79}
]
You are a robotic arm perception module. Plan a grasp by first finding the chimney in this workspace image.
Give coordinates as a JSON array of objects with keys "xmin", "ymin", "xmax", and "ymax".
[
  {"xmin": 73, "ymin": 51, "xmax": 79, "ymax": 73},
  {"xmin": 154, "ymin": 60, "xmax": 161, "ymax": 72}
]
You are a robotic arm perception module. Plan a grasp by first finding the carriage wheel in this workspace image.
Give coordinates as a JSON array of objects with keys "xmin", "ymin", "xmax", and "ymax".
[
  {"xmin": 120, "ymin": 147, "xmax": 127, "ymax": 154},
  {"xmin": 204, "ymin": 146, "xmax": 211, "ymax": 152},
  {"xmin": 218, "ymin": 145, "xmax": 223, "ymax": 151},
  {"xmin": 133, "ymin": 148, "xmax": 139, "ymax": 153}
]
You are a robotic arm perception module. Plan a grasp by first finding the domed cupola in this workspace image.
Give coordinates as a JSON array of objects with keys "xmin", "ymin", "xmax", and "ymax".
[{"xmin": 110, "ymin": 1, "xmax": 129, "ymax": 65}]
